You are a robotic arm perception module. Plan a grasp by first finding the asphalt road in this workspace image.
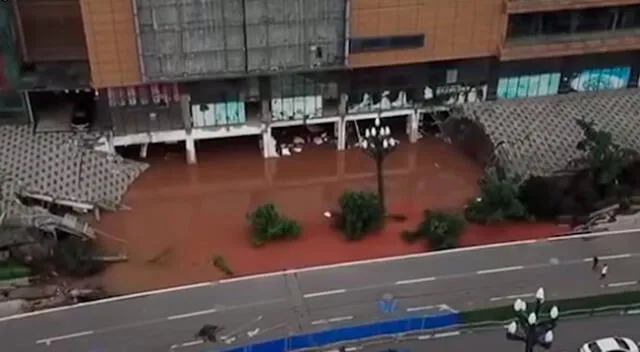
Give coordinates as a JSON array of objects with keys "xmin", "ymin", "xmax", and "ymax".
[
  {"xmin": 360, "ymin": 315, "xmax": 640, "ymax": 352},
  {"xmin": 2, "ymin": 230, "xmax": 640, "ymax": 352}
]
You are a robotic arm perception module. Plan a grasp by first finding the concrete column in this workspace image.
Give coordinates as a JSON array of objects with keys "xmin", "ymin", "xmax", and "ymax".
[
  {"xmin": 261, "ymin": 100, "xmax": 271, "ymax": 123},
  {"xmin": 185, "ymin": 134, "xmax": 197, "ymax": 164},
  {"xmin": 180, "ymin": 94, "xmax": 192, "ymax": 132},
  {"xmin": 408, "ymin": 110, "xmax": 420, "ymax": 143},
  {"xmin": 336, "ymin": 118, "xmax": 346, "ymax": 151},
  {"xmin": 338, "ymin": 93, "xmax": 348, "ymax": 116},
  {"xmin": 262, "ymin": 126, "xmax": 278, "ymax": 158}
]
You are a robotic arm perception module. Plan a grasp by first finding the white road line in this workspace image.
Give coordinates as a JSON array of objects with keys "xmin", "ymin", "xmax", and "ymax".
[
  {"xmin": 328, "ymin": 315, "xmax": 354, "ymax": 323},
  {"xmin": 626, "ymin": 309, "xmax": 640, "ymax": 315},
  {"xmin": 406, "ymin": 305, "xmax": 434, "ymax": 312},
  {"xmin": 166, "ymin": 308, "xmax": 218, "ymax": 320},
  {"xmin": 36, "ymin": 330, "xmax": 94, "ymax": 345},
  {"xmin": 303, "ymin": 289, "xmax": 347, "ymax": 298},
  {"xmin": 433, "ymin": 331, "xmax": 461, "ymax": 339},
  {"xmin": 607, "ymin": 281, "xmax": 638, "ymax": 288},
  {"xmin": 601, "ymin": 253, "xmax": 632, "ymax": 260},
  {"xmin": 345, "ymin": 347, "xmax": 359, "ymax": 352},
  {"xmin": 476, "ymin": 266, "xmax": 524, "ymax": 275},
  {"xmin": 311, "ymin": 316, "xmax": 353, "ymax": 325},
  {"xmin": 170, "ymin": 340, "xmax": 204, "ymax": 349},
  {"xmin": 490, "ymin": 293, "xmax": 534, "ymax": 302},
  {"xmin": 417, "ymin": 334, "xmax": 432, "ymax": 340},
  {"xmin": 395, "ymin": 277, "xmax": 436, "ymax": 285}
]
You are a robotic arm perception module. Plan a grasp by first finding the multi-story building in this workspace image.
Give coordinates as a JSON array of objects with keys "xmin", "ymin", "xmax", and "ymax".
[{"xmin": 2, "ymin": 0, "xmax": 640, "ymax": 163}]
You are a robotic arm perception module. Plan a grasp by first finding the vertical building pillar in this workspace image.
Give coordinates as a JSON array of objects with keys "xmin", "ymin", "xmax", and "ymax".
[
  {"xmin": 337, "ymin": 119, "xmax": 346, "ymax": 151},
  {"xmin": 408, "ymin": 110, "xmax": 420, "ymax": 143},
  {"xmin": 185, "ymin": 135, "xmax": 197, "ymax": 164}
]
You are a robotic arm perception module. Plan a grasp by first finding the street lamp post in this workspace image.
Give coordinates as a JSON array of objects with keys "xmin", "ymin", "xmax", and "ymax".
[
  {"xmin": 359, "ymin": 118, "xmax": 399, "ymax": 213},
  {"xmin": 506, "ymin": 288, "xmax": 559, "ymax": 352}
]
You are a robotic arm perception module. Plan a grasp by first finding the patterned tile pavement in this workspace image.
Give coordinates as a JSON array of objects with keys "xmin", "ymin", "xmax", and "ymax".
[{"xmin": 461, "ymin": 89, "xmax": 640, "ymax": 177}]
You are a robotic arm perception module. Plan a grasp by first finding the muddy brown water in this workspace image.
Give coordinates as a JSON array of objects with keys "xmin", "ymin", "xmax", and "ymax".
[{"xmin": 98, "ymin": 137, "xmax": 483, "ymax": 294}]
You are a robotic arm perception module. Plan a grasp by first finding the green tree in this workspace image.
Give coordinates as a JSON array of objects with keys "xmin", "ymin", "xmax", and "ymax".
[
  {"xmin": 336, "ymin": 191, "xmax": 384, "ymax": 241},
  {"xmin": 465, "ymin": 167, "xmax": 531, "ymax": 224},
  {"xmin": 246, "ymin": 203, "xmax": 301, "ymax": 246},
  {"xmin": 572, "ymin": 119, "xmax": 638, "ymax": 197},
  {"xmin": 402, "ymin": 210, "xmax": 465, "ymax": 250}
]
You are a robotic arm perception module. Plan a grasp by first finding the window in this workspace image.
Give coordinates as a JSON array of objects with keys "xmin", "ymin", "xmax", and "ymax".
[
  {"xmin": 507, "ymin": 14, "xmax": 541, "ymax": 38},
  {"xmin": 349, "ymin": 34, "xmax": 425, "ymax": 53},
  {"xmin": 619, "ymin": 5, "xmax": 640, "ymax": 29},
  {"xmin": 540, "ymin": 11, "xmax": 572, "ymax": 35},
  {"xmin": 574, "ymin": 8, "xmax": 617, "ymax": 32},
  {"xmin": 506, "ymin": 5, "xmax": 640, "ymax": 40},
  {"xmin": 446, "ymin": 69, "xmax": 458, "ymax": 84},
  {"xmin": 587, "ymin": 342, "xmax": 602, "ymax": 352},
  {"xmin": 614, "ymin": 337, "xmax": 630, "ymax": 350}
]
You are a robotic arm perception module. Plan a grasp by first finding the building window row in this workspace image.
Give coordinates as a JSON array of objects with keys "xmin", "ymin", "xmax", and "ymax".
[
  {"xmin": 349, "ymin": 34, "xmax": 425, "ymax": 53},
  {"xmin": 507, "ymin": 5, "xmax": 640, "ymax": 39}
]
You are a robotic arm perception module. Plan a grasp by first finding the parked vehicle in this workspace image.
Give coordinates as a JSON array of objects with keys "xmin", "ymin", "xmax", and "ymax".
[{"xmin": 580, "ymin": 337, "xmax": 639, "ymax": 352}]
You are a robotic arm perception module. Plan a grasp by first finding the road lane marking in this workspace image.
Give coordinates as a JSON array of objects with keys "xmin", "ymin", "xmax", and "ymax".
[
  {"xmin": 607, "ymin": 281, "xmax": 638, "ymax": 288},
  {"xmin": 490, "ymin": 293, "xmax": 534, "ymax": 302},
  {"xmin": 166, "ymin": 308, "xmax": 218, "ymax": 320},
  {"xmin": 170, "ymin": 340, "xmax": 204, "ymax": 350},
  {"xmin": 36, "ymin": 330, "xmax": 94, "ymax": 345},
  {"xmin": 303, "ymin": 289, "xmax": 347, "ymax": 298},
  {"xmin": 406, "ymin": 305, "xmax": 434, "ymax": 312},
  {"xmin": 395, "ymin": 277, "xmax": 436, "ymax": 285},
  {"xmin": 433, "ymin": 331, "xmax": 461, "ymax": 339},
  {"xmin": 601, "ymin": 253, "xmax": 632, "ymax": 260},
  {"xmin": 476, "ymin": 266, "xmax": 524, "ymax": 275},
  {"xmin": 417, "ymin": 331, "xmax": 461, "ymax": 340},
  {"xmin": 627, "ymin": 309, "xmax": 640, "ymax": 315},
  {"xmin": 311, "ymin": 316, "xmax": 354, "ymax": 325}
]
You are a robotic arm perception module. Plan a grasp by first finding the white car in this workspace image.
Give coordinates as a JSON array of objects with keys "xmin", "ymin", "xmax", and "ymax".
[{"xmin": 580, "ymin": 337, "xmax": 639, "ymax": 352}]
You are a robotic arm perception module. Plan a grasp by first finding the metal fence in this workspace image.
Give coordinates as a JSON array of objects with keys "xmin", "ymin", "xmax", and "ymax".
[{"xmin": 213, "ymin": 303, "xmax": 640, "ymax": 352}]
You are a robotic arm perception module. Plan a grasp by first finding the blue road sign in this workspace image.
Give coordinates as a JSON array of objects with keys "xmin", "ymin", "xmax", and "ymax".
[{"xmin": 377, "ymin": 298, "xmax": 398, "ymax": 313}]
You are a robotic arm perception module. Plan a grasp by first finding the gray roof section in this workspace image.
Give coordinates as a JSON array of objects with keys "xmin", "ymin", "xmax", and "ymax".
[
  {"xmin": 0, "ymin": 126, "xmax": 147, "ymax": 214},
  {"xmin": 461, "ymin": 89, "xmax": 640, "ymax": 177}
]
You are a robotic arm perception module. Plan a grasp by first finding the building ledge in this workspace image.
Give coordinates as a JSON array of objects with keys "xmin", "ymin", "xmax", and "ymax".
[
  {"xmin": 506, "ymin": 0, "xmax": 640, "ymax": 14},
  {"xmin": 500, "ymin": 31, "xmax": 640, "ymax": 61}
]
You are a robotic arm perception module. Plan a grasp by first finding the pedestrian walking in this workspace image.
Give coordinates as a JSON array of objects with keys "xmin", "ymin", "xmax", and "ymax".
[
  {"xmin": 592, "ymin": 256, "xmax": 599, "ymax": 271},
  {"xmin": 600, "ymin": 264, "xmax": 608, "ymax": 280}
]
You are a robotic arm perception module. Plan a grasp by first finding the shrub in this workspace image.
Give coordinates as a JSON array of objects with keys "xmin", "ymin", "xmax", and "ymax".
[
  {"xmin": 52, "ymin": 237, "xmax": 104, "ymax": 277},
  {"xmin": 0, "ymin": 264, "xmax": 31, "ymax": 281},
  {"xmin": 337, "ymin": 191, "xmax": 384, "ymax": 241},
  {"xmin": 246, "ymin": 203, "xmax": 301, "ymax": 247},
  {"xmin": 465, "ymin": 167, "xmax": 531, "ymax": 224},
  {"xmin": 211, "ymin": 255, "xmax": 234, "ymax": 276},
  {"xmin": 518, "ymin": 176, "xmax": 564, "ymax": 220},
  {"xmin": 403, "ymin": 210, "xmax": 465, "ymax": 250}
]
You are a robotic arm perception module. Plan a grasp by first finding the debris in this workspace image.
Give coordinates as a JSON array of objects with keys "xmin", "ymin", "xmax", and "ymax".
[{"xmin": 91, "ymin": 254, "xmax": 128, "ymax": 263}]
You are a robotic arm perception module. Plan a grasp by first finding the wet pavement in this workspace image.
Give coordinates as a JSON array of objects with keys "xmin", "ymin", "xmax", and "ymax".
[{"xmin": 95, "ymin": 137, "xmax": 559, "ymax": 295}]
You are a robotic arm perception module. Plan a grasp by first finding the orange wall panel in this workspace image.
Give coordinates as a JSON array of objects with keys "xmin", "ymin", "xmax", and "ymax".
[
  {"xmin": 79, "ymin": 0, "xmax": 141, "ymax": 88},
  {"xmin": 348, "ymin": 0, "xmax": 505, "ymax": 67}
]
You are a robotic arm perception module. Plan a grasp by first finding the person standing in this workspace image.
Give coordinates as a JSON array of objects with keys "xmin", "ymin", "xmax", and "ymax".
[
  {"xmin": 600, "ymin": 264, "xmax": 608, "ymax": 280},
  {"xmin": 592, "ymin": 256, "xmax": 599, "ymax": 271}
]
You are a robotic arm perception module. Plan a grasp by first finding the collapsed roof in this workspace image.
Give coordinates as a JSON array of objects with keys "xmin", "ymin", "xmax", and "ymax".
[
  {"xmin": 0, "ymin": 125, "xmax": 147, "ymax": 224},
  {"xmin": 461, "ymin": 89, "xmax": 640, "ymax": 177}
]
